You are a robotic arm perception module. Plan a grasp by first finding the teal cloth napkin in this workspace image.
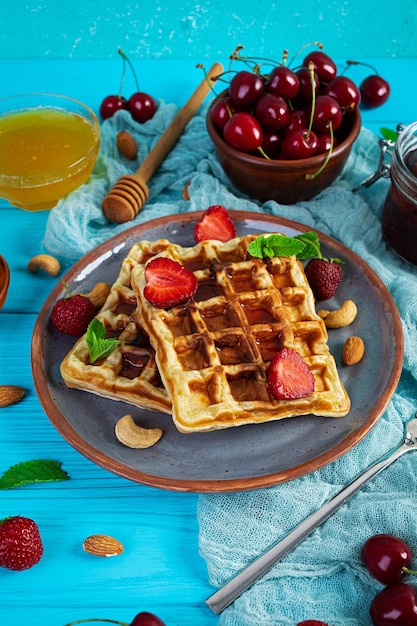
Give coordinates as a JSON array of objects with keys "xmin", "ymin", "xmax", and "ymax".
[{"xmin": 43, "ymin": 102, "xmax": 417, "ymax": 626}]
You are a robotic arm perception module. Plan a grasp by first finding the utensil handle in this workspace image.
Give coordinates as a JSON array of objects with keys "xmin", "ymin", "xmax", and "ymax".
[
  {"xmin": 205, "ymin": 442, "xmax": 409, "ymax": 614},
  {"xmin": 135, "ymin": 62, "xmax": 223, "ymax": 183}
]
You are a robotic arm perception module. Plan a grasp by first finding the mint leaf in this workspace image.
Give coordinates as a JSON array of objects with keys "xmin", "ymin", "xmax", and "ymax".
[
  {"xmin": 248, "ymin": 234, "xmax": 306, "ymax": 259},
  {"xmin": 0, "ymin": 460, "xmax": 69, "ymax": 490},
  {"xmin": 380, "ymin": 127, "xmax": 398, "ymax": 142},
  {"xmin": 86, "ymin": 318, "xmax": 120, "ymax": 364},
  {"xmin": 294, "ymin": 231, "xmax": 321, "ymax": 260}
]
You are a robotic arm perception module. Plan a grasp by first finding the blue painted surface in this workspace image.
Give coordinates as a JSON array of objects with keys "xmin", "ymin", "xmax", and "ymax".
[
  {"xmin": 0, "ymin": 56, "xmax": 416, "ymax": 626},
  {"xmin": 1, "ymin": 1, "xmax": 416, "ymax": 60}
]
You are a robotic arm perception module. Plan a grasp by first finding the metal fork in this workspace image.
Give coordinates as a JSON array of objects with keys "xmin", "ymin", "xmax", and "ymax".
[{"xmin": 206, "ymin": 414, "xmax": 417, "ymax": 614}]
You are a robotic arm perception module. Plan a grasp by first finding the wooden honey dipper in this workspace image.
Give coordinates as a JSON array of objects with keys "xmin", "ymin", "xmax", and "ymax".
[{"xmin": 102, "ymin": 62, "xmax": 223, "ymax": 224}]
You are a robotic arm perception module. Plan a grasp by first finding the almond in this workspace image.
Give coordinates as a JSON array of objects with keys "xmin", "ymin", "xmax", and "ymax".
[
  {"xmin": 0, "ymin": 385, "xmax": 25, "ymax": 407},
  {"xmin": 116, "ymin": 130, "xmax": 137, "ymax": 160},
  {"xmin": 342, "ymin": 335, "xmax": 365, "ymax": 366},
  {"xmin": 83, "ymin": 534, "xmax": 124, "ymax": 557}
]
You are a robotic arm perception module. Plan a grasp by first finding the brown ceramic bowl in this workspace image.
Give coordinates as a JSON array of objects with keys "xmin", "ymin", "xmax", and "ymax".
[
  {"xmin": 0, "ymin": 255, "xmax": 10, "ymax": 309},
  {"xmin": 206, "ymin": 93, "xmax": 361, "ymax": 205}
]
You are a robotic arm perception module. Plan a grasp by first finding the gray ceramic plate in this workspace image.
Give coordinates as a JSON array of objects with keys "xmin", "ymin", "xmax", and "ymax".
[{"xmin": 32, "ymin": 211, "xmax": 403, "ymax": 492}]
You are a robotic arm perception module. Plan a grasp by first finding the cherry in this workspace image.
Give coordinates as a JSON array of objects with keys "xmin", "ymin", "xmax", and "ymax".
[
  {"xmin": 99, "ymin": 95, "xmax": 127, "ymax": 120},
  {"xmin": 254, "ymin": 93, "xmax": 290, "ymax": 131},
  {"xmin": 228, "ymin": 70, "xmax": 265, "ymax": 108},
  {"xmin": 317, "ymin": 132, "xmax": 338, "ymax": 153},
  {"xmin": 303, "ymin": 51, "xmax": 337, "ymax": 83},
  {"xmin": 283, "ymin": 109, "xmax": 309, "ymax": 136},
  {"xmin": 210, "ymin": 96, "xmax": 235, "ymax": 129},
  {"xmin": 261, "ymin": 131, "xmax": 282, "ymax": 158},
  {"xmin": 360, "ymin": 74, "xmax": 390, "ymax": 108},
  {"xmin": 267, "ymin": 65, "xmax": 300, "ymax": 99},
  {"xmin": 312, "ymin": 94, "xmax": 342, "ymax": 133},
  {"xmin": 370, "ymin": 583, "xmax": 417, "ymax": 625},
  {"xmin": 281, "ymin": 128, "xmax": 319, "ymax": 159},
  {"xmin": 323, "ymin": 75, "xmax": 361, "ymax": 110},
  {"xmin": 295, "ymin": 66, "xmax": 319, "ymax": 104},
  {"xmin": 128, "ymin": 92, "xmax": 157, "ymax": 123},
  {"xmin": 296, "ymin": 622, "xmax": 329, "ymax": 626},
  {"xmin": 223, "ymin": 112, "xmax": 263, "ymax": 152},
  {"xmin": 130, "ymin": 612, "xmax": 166, "ymax": 626},
  {"xmin": 362, "ymin": 533, "xmax": 413, "ymax": 585}
]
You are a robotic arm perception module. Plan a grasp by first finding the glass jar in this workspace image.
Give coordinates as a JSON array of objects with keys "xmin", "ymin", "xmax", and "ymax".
[{"xmin": 381, "ymin": 122, "xmax": 417, "ymax": 265}]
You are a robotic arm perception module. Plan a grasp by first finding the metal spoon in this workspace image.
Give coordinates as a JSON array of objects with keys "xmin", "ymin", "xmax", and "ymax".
[{"xmin": 206, "ymin": 414, "xmax": 417, "ymax": 614}]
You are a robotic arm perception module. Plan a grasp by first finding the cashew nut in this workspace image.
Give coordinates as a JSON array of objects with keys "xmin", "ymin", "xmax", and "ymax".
[
  {"xmin": 27, "ymin": 253, "xmax": 61, "ymax": 277},
  {"xmin": 115, "ymin": 414, "xmax": 163, "ymax": 449},
  {"xmin": 317, "ymin": 299, "xmax": 358, "ymax": 328},
  {"xmin": 86, "ymin": 282, "xmax": 111, "ymax": 309}
]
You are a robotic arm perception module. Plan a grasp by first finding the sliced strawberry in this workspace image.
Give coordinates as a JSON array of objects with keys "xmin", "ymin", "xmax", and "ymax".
[
  {"xmin": 267, "ymin": 347, "xmax": 315, "ymax": 400},
  {"xmin": 194, "ymin": 205, "xmax": 237, "ymax": 243},
  {"xmin": 144, "ymin": 257, "xmax": 198, "ymax": 308}
]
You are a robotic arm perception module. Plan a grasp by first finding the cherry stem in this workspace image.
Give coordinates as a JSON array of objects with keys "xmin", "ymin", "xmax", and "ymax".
[
  {"xmin": 346, "ymin": 59, "xmax": 379, "ymax": 75},
  {"xmin": 306, "ymin": 123, "xmax": 334, "ymax": 181},
  {"xmin": 306, "ymin": 61, "xmax": 316, "ymax": 140},
  {"xmin": 282, "ymin": 49, "xmax": 288, "ymax": 67},
  {"xmin": 118, "ymin": 47, "xmax": 140, "ymax": 92},
  {"xmin": 196, "ymin": 63, "xmax": 220, "ymax": 97},
  {"xmin": 287, "ymin": 41, "xmax": 323, "ymax": 67},
  {"xmin": 403, "ymin": 566, "xmax": 417, "ymax": 575},
  {"xmin": 257, "ymin": 146, "xmax": 270, "ymax": 160},
  {"xmin": 64, "ymin": 617, "xmax": 129, "ymax": 626}
]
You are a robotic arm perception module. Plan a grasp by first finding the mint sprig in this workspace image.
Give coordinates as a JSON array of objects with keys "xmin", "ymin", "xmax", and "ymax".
[
  {"xmin": 0, "ymin": 460, "xmax": 69, "ymax": 490},
  {"xmin": 86, "ymin": 318, "xmax": 120, "ymax": 364},
  {"xmin": 248, "ymin": 231, "xmax": 321, "ymax": 261}
]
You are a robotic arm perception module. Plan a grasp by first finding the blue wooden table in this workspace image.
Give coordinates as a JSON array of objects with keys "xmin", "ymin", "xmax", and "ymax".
[{"xmin": 0, "ymin": 58, "xmax": 416, "ymax": 626}]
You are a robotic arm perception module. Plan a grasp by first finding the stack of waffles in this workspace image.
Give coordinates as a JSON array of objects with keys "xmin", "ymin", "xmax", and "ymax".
[{"xmin": 60, "ymin": 235, "xmax": 350, "ymax": 433}]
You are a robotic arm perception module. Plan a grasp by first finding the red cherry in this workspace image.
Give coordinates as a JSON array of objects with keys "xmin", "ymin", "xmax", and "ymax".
[
  {"xmin": 223, "ymin": 112, "xmax": 263, "ymax": 152},
  {"xmin": 316, "ymin": 132, "xmax": 338, "ymax": 154},
  {"xmin": 267, "ymin": 65, "xmax": 300, "ymax": 99},
  {"xmin": 210, "ymin": 96, "xmax": 235, "ymax": 129},
  {"xmin": 283, "ymin": 109, "xmax": 309, "ymax": 137},
  {"xmin": 303, "ymin": 51, "xmax": 337, "ymax": 83},
  {"xmin": 254, "ymin": 93, "xmax": 290, "ymax": 131},
  {"xmin": 296, "ymin": 622, "xmax": 329, "ymax": 626},
  {"xmin": 229, "ymin": 70, "xmax": 265, "ymax": 108},
  {"xmin": 261, "ymin": 131, "xmax": 282, "ymax": 158},
  {"xmin": 128, "ymin": 91, "xmax": 157, "ymax": 123},
  {"xmin": 360, "ymin": 74, "xmax": 390, "ymax": 108},
  {"xmin": 295, "ymin": 66, "xmax": 319, "ymax": 104},
  {"xmin": 362, "ymin": 533, "xmax": 413, "ymax": 585},
  {"xmin": 323, "ymin": 75, "xmax": 361, "ymax": 110},
  {"xmin": 281, "ymin": 129, "xmax": 319, "ymax": 159},
  {"xmin": 370, "ymin": 583, "xmax": 417, "ymax": 626},
  {"xmin": 99, "ymin": 95, "xmax": 127, "ymax": 120},
  {"xmin": 312, "ymin": 94, "xmax": 342, "ymax": 133},
  {"xmin": 130, "ymin": 612, "xmax": 166, "ymax": 626}
]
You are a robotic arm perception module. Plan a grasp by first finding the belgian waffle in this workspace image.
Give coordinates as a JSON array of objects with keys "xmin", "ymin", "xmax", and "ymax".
[
  {"xmin": 60, "ymin": 241, "xmax": 172, "ymax": 414},
  {"xmin": 131, "ymin": 235, "xmax": 350, "ymax": 433}
]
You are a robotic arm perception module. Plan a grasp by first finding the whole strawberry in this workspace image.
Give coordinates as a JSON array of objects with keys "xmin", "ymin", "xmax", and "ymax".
[
  {"xmin": 0, "ymin": 515, "xmax": 43, "ymax": 571},
  {"xmin": 51, "ymin": 289, "xmax": 96, "ymax": 337},
  {"xmin": 304, "ymin": 257, "xmax": 343, "ymax": 300}
]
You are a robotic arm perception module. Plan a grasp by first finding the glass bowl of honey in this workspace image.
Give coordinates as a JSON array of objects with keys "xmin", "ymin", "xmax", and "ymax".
[{"xmin": 0, "ymin": 93, "xmax": 100, "ymax": 211}]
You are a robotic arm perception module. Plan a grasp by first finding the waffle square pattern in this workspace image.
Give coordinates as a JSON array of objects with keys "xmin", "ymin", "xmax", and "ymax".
[
  {"xmin": 60, "ymin": 241, "xmax": 172, "ymax": 414},
  {"xmin": 131, "ymin": 235, "xmax": 350, "ymax": 433}
]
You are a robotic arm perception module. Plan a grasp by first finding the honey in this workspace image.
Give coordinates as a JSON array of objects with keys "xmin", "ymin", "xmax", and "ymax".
[{"xmin": 0, "ymin": 96, "xmax": 100, "ymax": 211}]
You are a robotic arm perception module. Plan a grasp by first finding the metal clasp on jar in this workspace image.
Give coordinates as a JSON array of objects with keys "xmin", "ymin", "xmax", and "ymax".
[{"xmin": 352, "ymin": 124, "xmax": 405, "ymax": 192}]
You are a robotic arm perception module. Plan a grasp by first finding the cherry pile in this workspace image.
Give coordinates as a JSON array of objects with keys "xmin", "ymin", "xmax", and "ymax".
[
  {"xmin": 100, "ymin": 48, "xmax": 157, "ymax": 123},
  {"xmin": 295, "ymin": 533, "xmax": 417, "ymax": 625},
  {"xmin": 209, "ymin": 44, "xmax": 389, "ymax": 161},
  {"xmin": 363, "ymin": 533, "xmax": 417, "ymax": 625}
]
